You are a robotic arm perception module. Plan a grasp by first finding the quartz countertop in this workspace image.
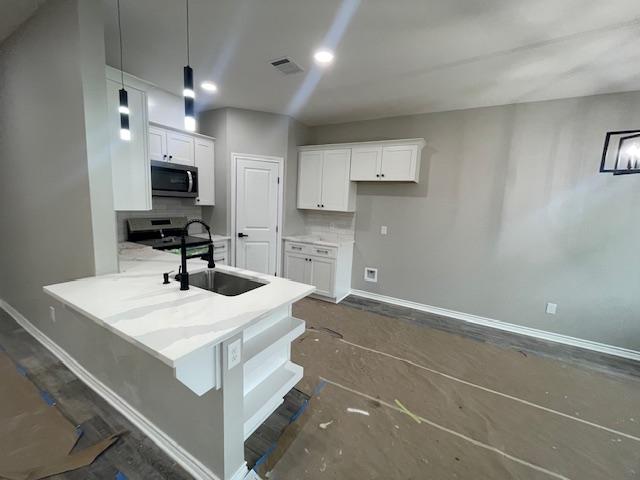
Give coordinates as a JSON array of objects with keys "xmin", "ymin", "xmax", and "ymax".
[
  {"xmin": 43, "ymin": 244, "xmax": 314, "ymax": 367},
  {"xmin": 282, "ymin": 234, "xmax": 355, "ymax": 248},
  {"xmin": 192, "ymin": 233, "xmax": 231, "ymax": 242}
]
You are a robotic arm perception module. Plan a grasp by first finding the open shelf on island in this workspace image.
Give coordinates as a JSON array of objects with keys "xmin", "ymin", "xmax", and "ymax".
[
  {"xmin": 243, "ymin": 361, "xmax": 303, "ymax": 440},
  {"xmin": 244, "ymin": 316, "xmax": 305, "ymax": 363}
]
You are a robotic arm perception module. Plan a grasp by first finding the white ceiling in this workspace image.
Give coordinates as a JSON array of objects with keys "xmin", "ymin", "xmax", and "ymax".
[
  {"xmin": 6, "ymin": 0, "xmax": 640, "ymax": 126},
  {"xmin": 0, "ymin": 0, "xmax": 46, "ymax": 43}
]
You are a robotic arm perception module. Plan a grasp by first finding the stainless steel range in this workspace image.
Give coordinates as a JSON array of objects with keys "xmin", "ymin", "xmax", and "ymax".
[{"xmin": 127, "ymin": 216, "xmax": 212, "ymax": 257}]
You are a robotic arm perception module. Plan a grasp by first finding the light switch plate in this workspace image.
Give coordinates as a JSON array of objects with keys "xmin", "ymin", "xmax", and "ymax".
[
  {"xmin": 381, "ymin": 225, "xmax": 388, "ymax": 235},
  {"xmin": 228, "ymin": 339, "xmax": 242, "ymax": 370},
  {"xmin": 545, "ymin": 302, "xmax": 557, "ymax": 315}
]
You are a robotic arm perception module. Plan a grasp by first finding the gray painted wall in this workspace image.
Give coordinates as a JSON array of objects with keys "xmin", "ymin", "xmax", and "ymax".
[
  {"xmin": 49, "ymin": 301, "xmax": 230, "ymax": 478},
  {"xmin": 309, "ymin": 92, "xmax": 640, "ymax": 350},
  {"xmin": 199, "ymin": 107, "xmax": 306, "ymax": 236},
  {"xmin": 0, "ymin": 0, "xmax": 99, "ymax": 325},
  {"xmin": 0, "ymin": 4, "xmax": 236, "ymax": 476}
]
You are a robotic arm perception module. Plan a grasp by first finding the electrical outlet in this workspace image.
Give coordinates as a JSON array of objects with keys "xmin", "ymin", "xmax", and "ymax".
[
  {"xmin": 546, "ymin": 302, "xmax": 557, "ymax": 315},
  {"xmin": 380, "ymin": 225, "xmax": 388, "ymax": 235},
  {"xmin": 228, "ymin": 339, "xmax": 242, "ymax": 370},
  {"xmin": 49, "ymin": 306, "xmax": 56, "ymax": 323},
  {"xmin": 364, "ymin": 267, "xmax": 378, "ymax": 283}
]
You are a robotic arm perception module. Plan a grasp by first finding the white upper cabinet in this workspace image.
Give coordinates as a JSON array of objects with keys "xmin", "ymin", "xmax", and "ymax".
[
  {"xmin": 148, "ymin": 126, "xmax": 167, "ymax": 161},
  {"xmin": 381, "ymin": 144, "xmax": 419, "ymax": 181},
  {"xmin": 166, "ymin": 130, "xmax": 195, "ymax": 166},
  {"xmin": 148, "ymin": 125, "xmax": 195, "ymax": 166},
  {"xmin": 321, "ymin": 149, "xmax": 354, "ymax": 211},
  {"xmin": 297, "ymin": 149, "xmax": 356, "ymax": 212},
  {"xmin": 350, "ymin": 145, "xmax": 382, "ymax": 180},
  {"xmin": 297, "ymin": 151, "xmax": 324, "ymax": 210},
  {"xmin": 194, "ymin": 137, "xmax": 215, "ymax": 206},
  {"xmin": 348, "ymin": 139, "xmax": 425, "ymax": 182},
  {"xmin": 107, "ymin": 79, "xmax": 151, "ymax": 211}
]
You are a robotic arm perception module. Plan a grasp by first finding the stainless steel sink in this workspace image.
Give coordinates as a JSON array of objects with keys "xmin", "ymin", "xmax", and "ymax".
[{"xmin": 186, "ymin": 270, "xmax": 266, "ymax": 296}]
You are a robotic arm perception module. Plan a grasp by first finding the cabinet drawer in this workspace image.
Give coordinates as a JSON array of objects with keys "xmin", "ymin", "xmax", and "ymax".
[
  {"xmin": 308, "ymin": 246, "xmax": 336, "ymax": 259},
  {"xmin": 285, "ymin": 242, "xmax": 308, "ymax": 255},
  {"xmin": 285, "ymin": 242, "xmax": 336, "ymax": 259},
  {"xmin": 212, "ymin": 242, "xmax": 228, "ymax": 253}
]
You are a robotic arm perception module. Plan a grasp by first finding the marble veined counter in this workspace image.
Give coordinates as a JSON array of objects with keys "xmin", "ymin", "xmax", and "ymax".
[{"xmin": 43, "ymin": 244, "xmax": 314, "ymax": 368}]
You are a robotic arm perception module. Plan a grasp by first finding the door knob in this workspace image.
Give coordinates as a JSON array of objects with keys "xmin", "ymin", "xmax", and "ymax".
[{"xmin": 238, "ymin": 232, "xmax": 249, "ymax": 238}]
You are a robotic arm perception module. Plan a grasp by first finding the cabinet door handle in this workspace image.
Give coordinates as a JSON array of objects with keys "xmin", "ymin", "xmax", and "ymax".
[
  {"xmin": 317, "ymin": 204, "xmax": 320, "ymax": 208},
  {"xmin": 292, "ymin": 246, "xmax": 302, "ymax": 251},
  {"xmin": 169, "ymin": 155, "xmax": 173, "ymax": 160},
  {"xmin": 316, "ymin": 249, "xmax": 329, "ymax": 254},
  {"xmin": 376, "ymin": 174, "xmax": 380, "ymax": 178},
  {"xmin": 321, "ymin": 204, "xmax": 325, "ymax": 208},
  {"xmin": 381, "ymin": 173, "xmax": 385, "ymax": 177},
  {"xmin": 163, "ymin": 154, "xmax": 167, "ymax": 159}
]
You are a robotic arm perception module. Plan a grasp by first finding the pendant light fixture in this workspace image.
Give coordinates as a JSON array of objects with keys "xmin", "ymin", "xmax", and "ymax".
[
  {"xmin": 183, "ymin": 0, "xmax": 196, "ymax": 132},
  {"xmin": 116, "ymin": 0, "xmax": 130, "ymax": 141}
]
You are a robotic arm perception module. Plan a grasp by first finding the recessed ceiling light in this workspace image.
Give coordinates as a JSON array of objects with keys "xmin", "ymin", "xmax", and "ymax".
[
  {"xmin": 201, "ymin": 81, "xmax": 218, "ymax": 93},
  {"xmin": 313, "ymin": 49, "xmax": 334, "ymax": 65}
]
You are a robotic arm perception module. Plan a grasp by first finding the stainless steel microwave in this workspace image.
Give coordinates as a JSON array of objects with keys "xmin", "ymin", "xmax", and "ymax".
[{"xmin": 151, "ymin": 160, "xmax": 198, "ymax": 198}]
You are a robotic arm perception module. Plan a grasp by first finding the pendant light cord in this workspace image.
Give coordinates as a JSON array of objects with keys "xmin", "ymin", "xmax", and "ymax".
[
  {"xmin": 186, "ymin": 0, "xmax": 191, "ymax": 65},
  {"xmin": 117, "ymin": 0, "xmax": 124, "ymax": 88}
]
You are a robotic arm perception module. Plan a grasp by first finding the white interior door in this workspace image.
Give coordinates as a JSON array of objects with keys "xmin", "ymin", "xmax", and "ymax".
[{"xmin": 235, "ymin": 156, "xmax": 280, "ymax": 275}]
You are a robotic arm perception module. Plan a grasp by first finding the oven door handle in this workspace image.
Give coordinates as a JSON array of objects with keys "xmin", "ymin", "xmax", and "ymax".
[{"xmin": 187, "ymin": 170, "xmax": 194, "ymax": 193}]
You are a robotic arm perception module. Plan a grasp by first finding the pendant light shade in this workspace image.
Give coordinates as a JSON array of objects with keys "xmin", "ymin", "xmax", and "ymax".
[
  {"xmin": 116, "ymin": 0, "xmax": 130, "ymax": 141},
  {"xmin": 184, "ymin": 65, "xmax": 196, "ymax": 131},
  {"xmin": 119, "ymin": 88, "xmax": 131, "ymax": 141},
  {"xmin": 183, "ymin": 0, "xmax": 196, "ymax": 132}
]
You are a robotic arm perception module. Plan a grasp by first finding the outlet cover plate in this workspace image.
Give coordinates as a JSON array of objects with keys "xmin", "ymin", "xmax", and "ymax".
[
  {"xmin": 364, "ymin": 267, "xmax": 378, "ymax": 283},
  {"xmin": 546, "ymin": 302, "xmax": 557, "ymax": 315},
  {"xmin": 228, "ymin": 339, "xmax": 242, "ymax": 370}
]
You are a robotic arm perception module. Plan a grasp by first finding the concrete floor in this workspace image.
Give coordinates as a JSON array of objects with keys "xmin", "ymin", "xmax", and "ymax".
[
  {"xmin": 265, "ymin": 297, "xmax": 640, "ymax": 479},
  {"xmin": 2, "ymin": 296, "xmax": 640, "ymax": 479}
]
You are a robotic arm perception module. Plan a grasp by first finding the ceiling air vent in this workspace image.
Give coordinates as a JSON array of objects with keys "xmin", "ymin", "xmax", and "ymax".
[{"xmin": 270, "ymin": 57, "xmax": 304, "ymax": 75}]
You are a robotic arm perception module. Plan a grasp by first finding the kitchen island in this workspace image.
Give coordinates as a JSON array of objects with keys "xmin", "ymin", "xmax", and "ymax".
[{"xmin": 43, "ymin": 244, "xmax": 314, "ymax": 480}]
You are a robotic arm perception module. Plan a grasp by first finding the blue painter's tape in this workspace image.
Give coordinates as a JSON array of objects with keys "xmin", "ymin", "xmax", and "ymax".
[
  {"xmin": 313, "ymin": 380, "xmax": 327, "ymax": 396},
  {"xmin": 15, "ymin": 363, "xmax": 28, "ymax": 376},
  {"xmin": 254, "ymin": 442, "xmax": 277, "ymax": 469},
  {"xmin": 115, "ymin": 471, "xmax": 128, "ymax": 480},
  {"xmin": 289, "ymin": 399, "xmax": 309, "ymax": 424},
  {"xmin": 75, "ymin": 426, "xmax": 84, "ymax": 438},
  {"xmin": 39, "ymin": 390, "xmax": 56, "ymax": 406}
]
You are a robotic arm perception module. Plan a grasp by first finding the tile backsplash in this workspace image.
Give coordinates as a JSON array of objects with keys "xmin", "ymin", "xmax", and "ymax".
[
  {"xmin": 300, "ymin": 210, "xmax": 355, "ymax": 241},
  {"xmin": 116, "ymin": 197, "xmax": 204, "ymax": 242}
]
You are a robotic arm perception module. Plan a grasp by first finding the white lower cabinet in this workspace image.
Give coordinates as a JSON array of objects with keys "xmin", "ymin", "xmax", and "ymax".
[
  {"xmin": 309, "ymin": 256, "xmax": 335, "ymax": 297},
  {"xmin": 212, "ymin": 240, "xmax": 229, "ymax": 265},
  {"xmin": 283, "ymin": 240, "xmax": 352, "ymax": 303}
]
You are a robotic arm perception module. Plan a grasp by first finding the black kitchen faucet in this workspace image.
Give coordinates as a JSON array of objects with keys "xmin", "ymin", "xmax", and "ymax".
[{"xmin": 178, "ymin": 219, "xmax": 215, "ymax": 290}]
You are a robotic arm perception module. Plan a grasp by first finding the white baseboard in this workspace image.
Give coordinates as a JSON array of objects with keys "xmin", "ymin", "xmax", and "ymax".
[
  {"xmin": 230, "ymin": 464, "xmax": 249, "ymax": 480},
  {"xmin": 349, "ymin": 290, "xmax": 640, "ymax": 363},
  {"xmin": 0, "ymin": 300, "xmax": 225, "ymax": 480}
]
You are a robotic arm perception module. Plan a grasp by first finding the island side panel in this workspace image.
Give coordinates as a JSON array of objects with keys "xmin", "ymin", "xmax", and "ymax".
[{"xmin": 50, "ymin": 300, "xmax": 227, "ymax": 479}]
